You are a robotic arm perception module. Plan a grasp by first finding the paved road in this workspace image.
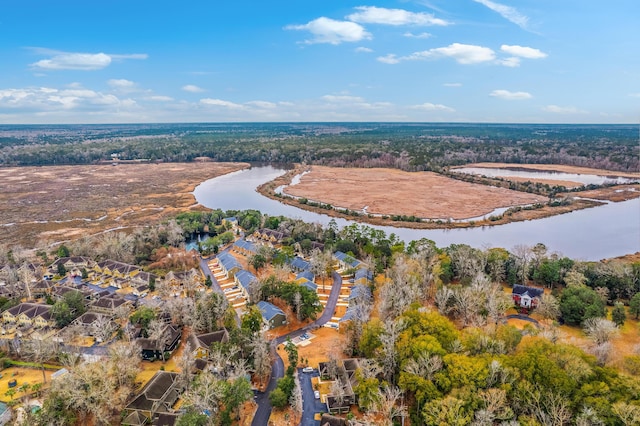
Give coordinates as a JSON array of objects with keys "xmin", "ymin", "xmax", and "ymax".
[
  {"xmin": 198, "ymin": 255, "xmax": 225, "ymax": 296},
  {"xmin": 252, "ymin": 271, "xmax": 343, "ymax": 426},
  {"xmin": 299, "ymin": 368, "xmax": 326, "ymax": 426}
]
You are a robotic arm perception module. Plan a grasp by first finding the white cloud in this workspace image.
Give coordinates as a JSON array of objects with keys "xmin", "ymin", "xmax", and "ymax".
[
  {"xmin": 285, "ymin": 17, "xmax": 371, "ymax": 45},
  {"xmin": 30, "ymin": 50, "xmax": 147, "ymax": 71},
  {"xmin": 108, "ymin": 79, "xmax": 136, "ymax": 89},
  {"xmin": 472, "ymin": 0, "xmax": 529, "ymax": 29},
  {"xmin": 542, "ymin": 105, "xmax": 587, "ymax": 114},
  {"xmin": 346, "ymin": 6, "xmax": 450, "ymax": 26},
  {"xmin": 0, "ymin": 86, "xmax": 133, "ymax": 110},
  {"xmin": 200, "ymin": 98, "xmax": 244, "ymax": 109},
  {"xmin": 411, "ymin": 102, "xmax": 455, "ymax": 112},
  {"xmin": 182, "ymin": 84, "xmax": 205, "ymax": 93},
  {"xmin": 403, "ymin": 32, "xmax": 432, "ymax": 39},
  {"xmin": 500, "ymin": 45, "xmax": 547, "ymax": 59},
  {"xmin": 429, "ymin": 43, "xmax": 496, "ymax": 64},
  {"xmin": 490, "ymin": 89, "xmax": 532, "ymax": 100},
  {"xmin": 322, "ymin": 94, "xmax": 365, "ymax": 103},
  {"xmin": 246, "ymin": 100, "xmax": 277, "ymax": 109},
  {"xmin": 147, "ymin": 95, "xmax": 174, "ymax": 102},
  {"xmin": 443, "ymin": 83, "xmax": 462, "ymax": 87},
  {"xmin": 355, "ymin": 47, "xmax": 373, "ymax": 53},
  {"xmin": 377, "ymin": 54, "xmax": 400, "ymax": 64},
  {"xmin": 498, "ymin": 57, "xmax": 521, "ymax": 67}
]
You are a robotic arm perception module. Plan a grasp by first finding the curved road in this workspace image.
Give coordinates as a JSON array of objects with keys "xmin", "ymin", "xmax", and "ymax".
[{"xmin": 252, "ymin": 271, "xmax": 343, "ymax": 426}]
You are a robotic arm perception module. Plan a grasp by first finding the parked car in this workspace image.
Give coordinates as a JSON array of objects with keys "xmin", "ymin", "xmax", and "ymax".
[
  {"xmin": 314, "ymin": 390, "xmax": 320, "ymax": 399},
  {"xmin": 302, "ymin": 367, "xmax": 314, "ymax": 373}
]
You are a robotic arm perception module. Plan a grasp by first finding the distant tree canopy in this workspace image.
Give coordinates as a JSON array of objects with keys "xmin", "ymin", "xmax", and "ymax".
[{"xmin": 1, "ymin": 123, "xmax": 638, "ymax": 172}]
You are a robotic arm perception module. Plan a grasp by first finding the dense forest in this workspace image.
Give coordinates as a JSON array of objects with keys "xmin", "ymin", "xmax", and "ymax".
[{"xmin": 1, "ymin": 123, "xmax": 638, "ymax": 172}]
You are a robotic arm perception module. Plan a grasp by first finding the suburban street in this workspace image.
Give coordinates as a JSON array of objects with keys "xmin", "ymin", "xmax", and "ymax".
[
  {"xmin": 299, "ymin": 368, "xmax": 327, "ymax": 426},
  {"xmin": 252, "ymin": 271, "xmax": 343, "ymax": 426}
]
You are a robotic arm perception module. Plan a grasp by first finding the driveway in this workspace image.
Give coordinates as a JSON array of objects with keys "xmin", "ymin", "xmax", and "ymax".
[{"xmin": 299, "ymin": 368, "xmax": 325, "ymax": 426}]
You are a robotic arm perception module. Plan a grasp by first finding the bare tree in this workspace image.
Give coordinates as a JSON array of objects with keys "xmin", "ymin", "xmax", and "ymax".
[
  {"xmin": 511, "ymin": 244, "xmax": 532, "ymax": 284},
  {"xmin": 147, "ymin": 319, "xmax": 169, "ymax": 361},
  {"xmin": 583, "ymin": 318, "xmax": 618, "ymax": 345},
  {"xmin": 177, "ymin": 342, "xmax": 196, "ymax": 391},
  {"xmin": 380, "ymin": 318, "xmax": 404, "ymax": 384},
  {"xmin": 537, "ymin": 293, "xmax": 561, "ymax": 322},
  {"xmin": 91, "ymin": 315, "xmax": 118, "ymax": 343},
  {"xmin": 379, "ymin": 255, "xmax": 419, "ymax": 320},
  {"xmin": 367, "ymin": 385, "xmax": 407, "ymax": 426},
  {"xmin": 435, "ymin": 285, "xmax": 454, "ymax": 315},
  {"xmin": 251, "ymin": 334, "xmax": 272, "ymax": 387},
  {"xmin": 290, "ymin": 373, "xmax": 303, "ymax": 417},
  {"xmin": 404, "ymin": 353, "xmax": 443, "ymax": 381},
  {"xmin": 293, "ymin": 291, "xmax": 303, "ymax": 321},
  {"xmin": 22, "ymin": 333, "xmax": 58, "ymax": 383}
]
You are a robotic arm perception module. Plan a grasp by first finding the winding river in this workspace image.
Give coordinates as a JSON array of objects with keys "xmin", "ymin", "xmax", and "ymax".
[{"xmin": 193, "ymin": 165, "xmax": 640, "ymax": 261}]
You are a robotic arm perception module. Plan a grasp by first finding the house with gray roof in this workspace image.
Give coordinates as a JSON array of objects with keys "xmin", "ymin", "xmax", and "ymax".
[
  {"xmin": 296, "ymin": 270, "xmax": 315, "ymax": 282},
  {"xmin": 333, "ymin": 251, "xmax": 361, "ymax": 270},
  {"xmin": 257, "ymin": 301, "xmax": 287, "ymax": 329},
  {"xmin": 216, "ymin": 252, "xmax": 242, "ymax": 278},
  {"xmin": 235, "ymin": 269, "xmax": 257, "ymax": 298},
  {"xmin": 124, "ymin": 371, "xmax": 182, "ymax": 423},
  {"xmin": 233, "ymin": 239, "xmax": 257, "ymax": 256},
  {"xmin": 289, "ymin": 256, "xmax": 310, "ymax": 272}
]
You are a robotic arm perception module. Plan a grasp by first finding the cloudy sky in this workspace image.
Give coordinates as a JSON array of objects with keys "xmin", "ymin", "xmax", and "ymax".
[{"xmin": 0, "ymin": 0, "xmax": 638, "ymax": 123}]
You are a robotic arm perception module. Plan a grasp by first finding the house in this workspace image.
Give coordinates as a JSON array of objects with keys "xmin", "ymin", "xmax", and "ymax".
[
  {"xmin": 72, "ymin": 312, "xmax": 115, "ymax": 336},
  {"xmin": 257, "ymin": 301, "xmax": 287, "ymax": 329},
  {"xmin": 32, "ymin": 280, "xmax": 54, "ymax": 299},
  {"xmin": 232, "ymin": 239, "xmax": 257, "ymax": 256},
  {"xmin": 320, "ymin": 414, "xmax": 347, "ymax": 426},
  {"xmin": 187, "ymin": 329, "xmax": 229, "ymax": 359},
  {"xmin": 90, "ymin": 293, "xmax": 131, "ymax": 315},
  {"xmin": 216, "ymin": 252, "xmax": 242, "ymax": 278},
  {"xmin": 222, "ymin": 217, "xmax": 238, "ymax": 230},
  {"xmin": 296, "ymin": 278, "xmax": 317, "ymax": 293},
  {"xmin": 289, "ymin": 256, "xmax": 310, "ymax": 272},
  {"xmin": 138, "ymin": 324, "xmax": 182, "ymax": 361},
  {"xmin": 124, "ymin": 371, "xmax": 182, "ymax": 422},
  {"xmin": 152, "ymin": 413, "xmax": 179, "ymax": 426},
  {"xmin": 348, "ymin": 285, "xmax": 372, "ymax": 304},
  {"xmin": 333, "ymin": 251, "xmax": 361, "ymax": 270},
  {"xmin": 49, "ymin": 256, "xmax": 93, "ymax": 276},
  {"xmin": 253, "ymin": 229, "xmax": 289, "ymax": 246},
  {"xmin": 354, "ymin": 268, "xmax": 373, "ymax": 286},
  {"xmin": 296, "ymin": 270, "xmax": 315, "ymax": 282},
  {"xmin": 235, "ymin": 270, "xmax": 257, "ymax": 298},
  {"xmin": 2, "ymin": 303, "xmax": 55, "ymax": 328},
  {"xmin": 512, "ymin": 285, "xmax": 544, "ymax": 308}
]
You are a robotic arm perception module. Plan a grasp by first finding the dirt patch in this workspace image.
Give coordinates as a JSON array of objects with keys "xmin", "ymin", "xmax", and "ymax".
[
  {"xmin": 0, "ymin": 162, "xmax": 248, "ymax": 247},
  {"xmin": 574, "ymin": 184, "xmax": 640, "ymax": 202},
  {"xmin": 283, "ymin": 166, "xmax": 546, "ymax": 220},
  {"xmin": 0, "ymin": 367, "xmax": 53, "ymax": 402}
]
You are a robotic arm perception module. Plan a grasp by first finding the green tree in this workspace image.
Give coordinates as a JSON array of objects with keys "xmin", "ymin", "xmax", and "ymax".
[
  {"xmin": 204, "ymin": 275, "xmax": 212, "ymax": 288},
  {"xmin": 130, "ymin": 306, "xmax": 156, "ymax": 331},
  {"xmin": 57, "ymin": 263, "xmax": 67, "ymax": 277},
  {"xmin": 559, "ymin": 285, "xmax": 606, "ymax": 325},
  {"xmin": 223, "ymin": 376, "xmax": 253, "ymax": 420},
  {"xmin": 284, "ymin": 338, "xmax": 298, "ymax": 371},
  {"xmin": 241, "ymin": 305, "xmax": 263, "ymax": 335},
  {"xmin": 269, "ymin": 388, "xmax": 288, "ymax": 409},
  {"xmin": 56, "ymin": 244, "xmax": 70, "ymax": 258},
  {"xmin": 176, "ymin": 409, "xmax": 208, "ymax": 426},
  {"xmin": 629, "ymin": 293, "xmax": 640, "ymax": 320},
  {"xmin": 611, "ymin": 302, "xmax": 626, "ymax": 326}
]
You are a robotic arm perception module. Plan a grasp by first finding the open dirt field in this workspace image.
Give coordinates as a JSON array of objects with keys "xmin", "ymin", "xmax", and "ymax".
[
  {"xmin": 283, "ymin": 166, "xmax": 546, "ymax": 220},
  {"xmin": 0, "ymin": 162, "xmax": 248, "ymax": 247},
  {"xmin": 0, "ymin": 367, "xmax": 53, "ymax": 403}
]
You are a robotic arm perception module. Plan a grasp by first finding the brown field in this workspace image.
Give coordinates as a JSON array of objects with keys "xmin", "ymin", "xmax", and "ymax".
[
  {"xmin": 462, "ymin": 162, "xmax": 640, "ymax": 179},
  {"xmin": 283, "ymin": 166, "xmax": 546, "ymax": 220},
  {"xmin": 0, "ymin": 162, "xmax": 248, "ymax": 247}
]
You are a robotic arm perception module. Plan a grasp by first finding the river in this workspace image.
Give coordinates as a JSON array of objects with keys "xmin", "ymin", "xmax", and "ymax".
[{"xmin": 193, "ymin": 165, "xmax": 640, "ymax": 261}]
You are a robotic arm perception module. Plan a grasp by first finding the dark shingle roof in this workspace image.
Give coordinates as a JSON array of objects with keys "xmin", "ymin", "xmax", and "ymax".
[
  {"xmin": 257, "ymin": 301, "xmax": 285, "ymax": 322},
  {"xmin": 512, "ymin": 284, "xmax": 544, "ymax": 298}
]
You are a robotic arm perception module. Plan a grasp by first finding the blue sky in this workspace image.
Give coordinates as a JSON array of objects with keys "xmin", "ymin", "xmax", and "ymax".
[{"xmin": 0, "ymin": 0, "xmax": 638, "ymax": 124}]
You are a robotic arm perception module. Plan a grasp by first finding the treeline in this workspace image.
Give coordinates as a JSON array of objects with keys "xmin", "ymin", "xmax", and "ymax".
[{"xmin": 1, "ymin": 123, "xmax": 638, "ymax": 172}]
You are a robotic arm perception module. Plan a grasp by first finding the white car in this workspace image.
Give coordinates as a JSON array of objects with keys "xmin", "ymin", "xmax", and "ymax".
[
  {"xmin": 314, "ymin": 390, "xmax": 320, "ymax": 399},
  {"xmin": 302, "ymin": 367, "xmax": 314, "ymax": 373}
]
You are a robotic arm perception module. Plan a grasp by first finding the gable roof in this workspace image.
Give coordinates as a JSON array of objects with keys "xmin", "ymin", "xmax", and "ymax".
[
  {"xmin": 233, "ymin": 239, "xmax": 257, "ymax": 254},
  {"xmin": 217, "ymin": 252, "xmax": 242, "ymax": 272},
  {"xmin": 257, "ymin": 301, "xmax": 285, "ymax": 321},
  {"xmin": 296, "ymin": 270, "xmax": 314, "ymax": 282},
  {"xmin": 122, "ymin": 410, "xmax": 148, "ymax": 426},
  {"xmin": 235, "ymin": 269, "xmax": 257, "ymax": 291},
  {"xmin": 354, "ymin": 268, "xmax": 373, "ymax": 281},
  {"xmin": 333, "ymin": 251, "xmax": 360, "ymax": 268},
  {"xmin": 289, "ymin": 256, "xmax": 310, "ymax": 271},
  {"xmin": 126, "ymin": 371, "xmax": 180, "ymax": 413},
  {"xmin": 348, "ymin": 285, "xmax": 372, "ymax": 302},
  {"xmin": 297, "ymin": 278, "xmax": 317, "ymax": 292},
  {"xmin": 512, "ymin": 284, "xmax": 544, "ymax": 298}
]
